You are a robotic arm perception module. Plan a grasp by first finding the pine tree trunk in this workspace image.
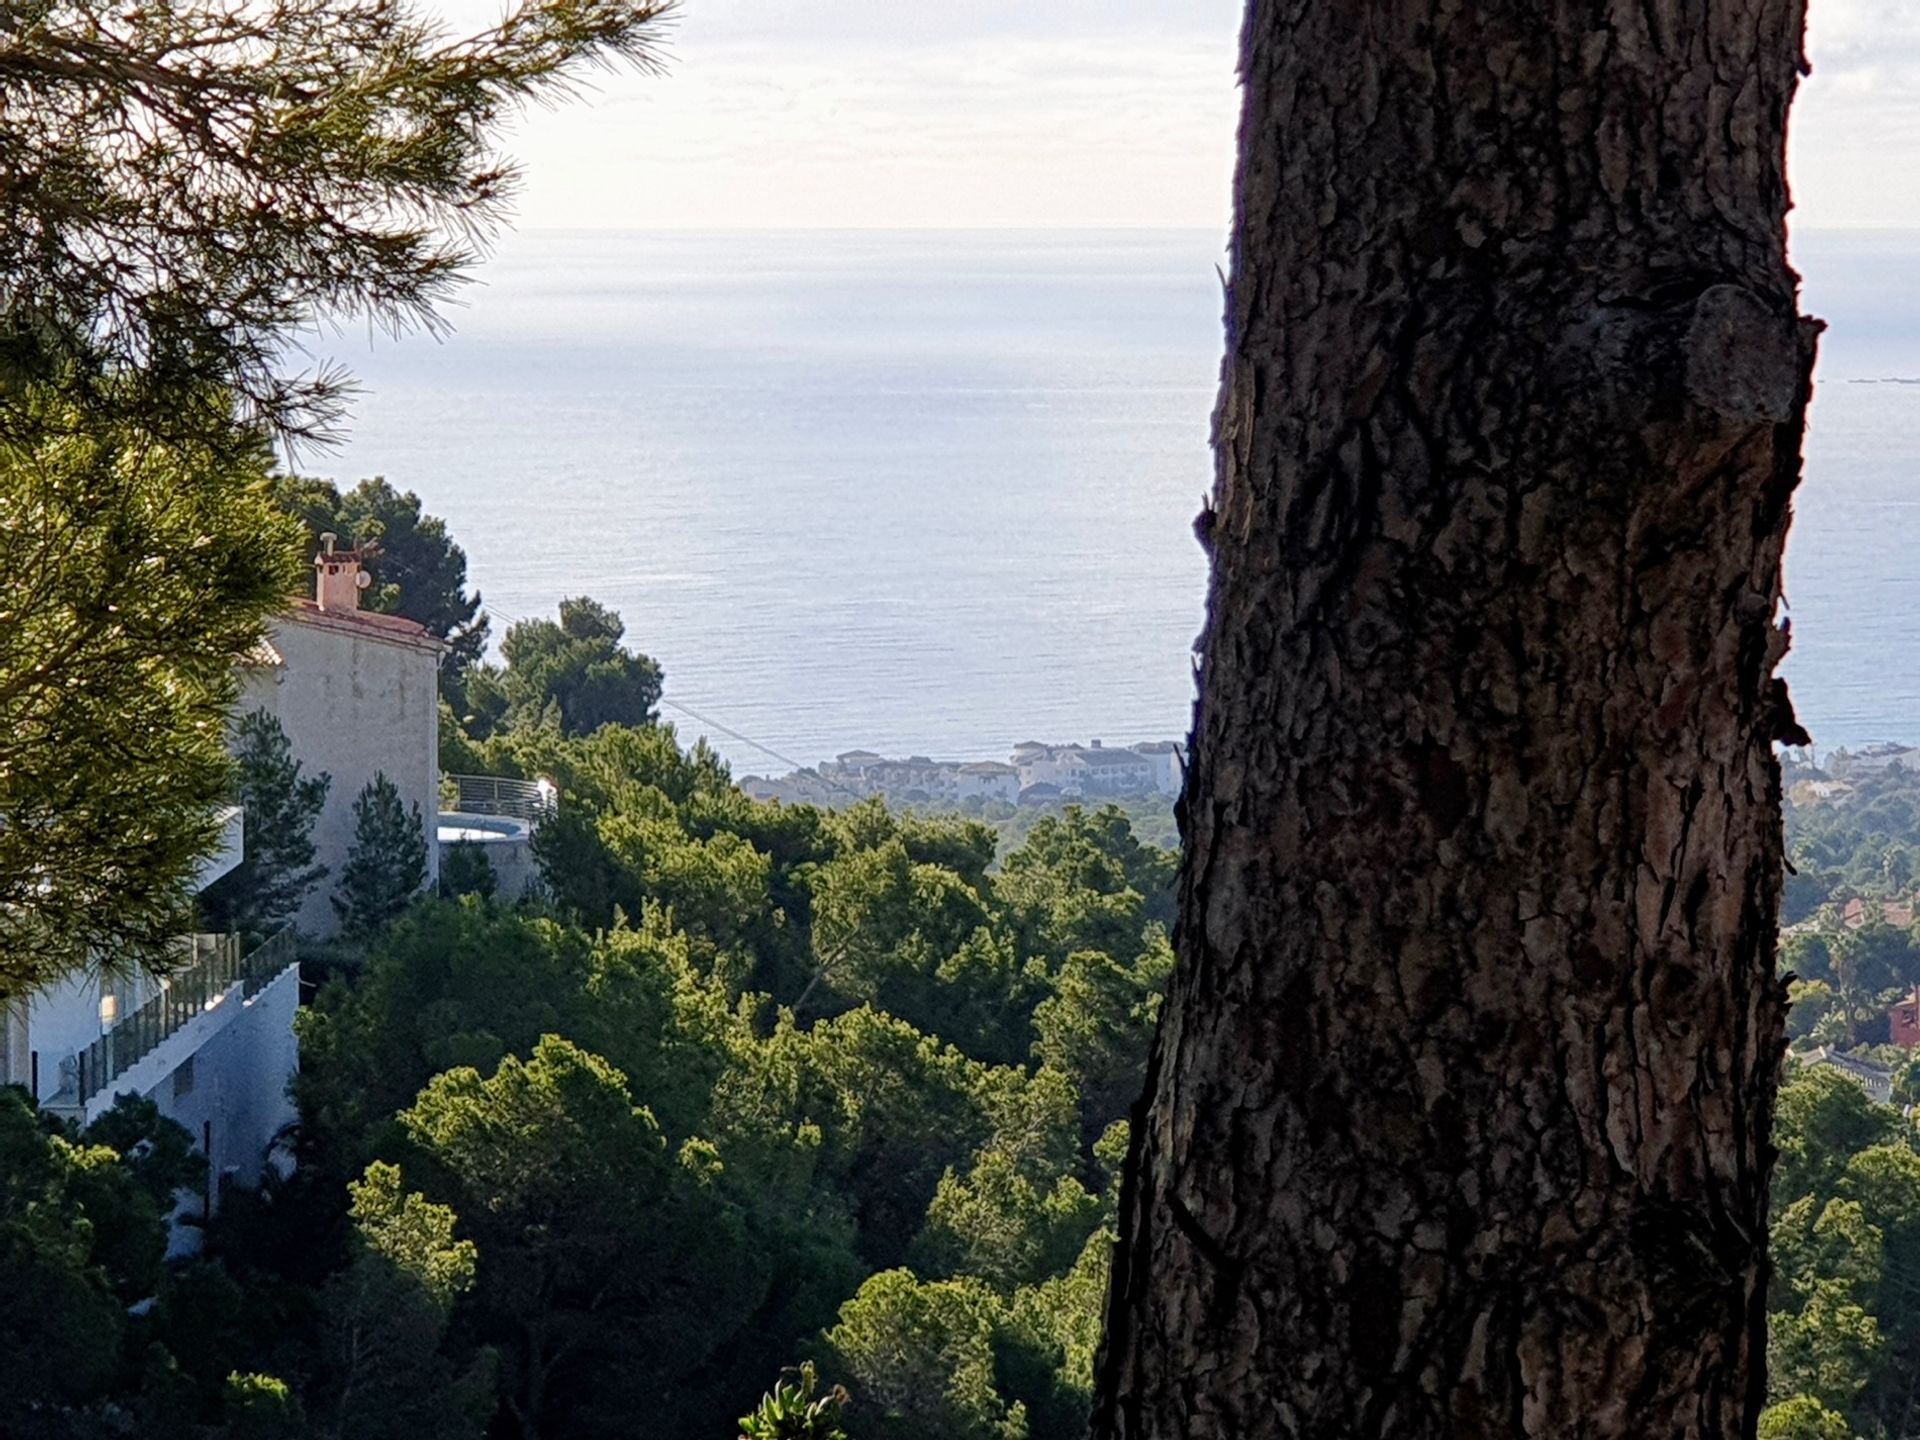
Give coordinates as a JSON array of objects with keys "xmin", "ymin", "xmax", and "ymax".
[{"xmin": 1093, "ymin": 4, "xmax": 1818, "ymax": 1437}]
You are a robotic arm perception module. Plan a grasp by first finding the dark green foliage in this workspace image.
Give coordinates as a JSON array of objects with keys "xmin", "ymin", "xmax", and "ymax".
[
  {"xmin": 1764, "ymin": 1062, "xmax": 1920, "ymax": 1437},
  {"xmin": 29, "ymin": 714, "xmax": 1178, "ymax": 1439},
  {"xmin": 438, "ymin": 842, "xmax": 498, "ymax": 902},
  {"xmin": 0, "ymin": 1087, "xmax": 202, "ymax": 1429},
  {"xmin": 469, "ymin": 597, "xmax": 664, "ymax": 740},
  {"xmin": 398, "ymin": 1037, "xmax": 766, "ymax": 1438},
  {"xmin": 333, "ymin": 774, "xmax": 428, "ymax": 937},
  {"xmin": 0, "ymin": 0, "xmax": 677, "ymax": 438},
  {"xmin": 1031, "ymin": 938, "xmax": 1173, "ymax": 1146},
  {"xmin": 825, "ymin": 1270, "xmax": 1021, "ymax": 1439},
  {"xmin": 0, "ymin": 408, "xmax": 305, "ymax": 996},
  {"xmin": 739, "ymin": 1363, "xmax": 851, "ymax": 1440},
  {"xmin": 1781, "ymin": 932, "xmax": 1834, "ymax": 985},
  {"xmin": 312, "ymin": 1163, "xmax": 494, "ymax": 1440},
  {"xmin": 1774, "ymin": 1067, "xmax": 1899, "ymax": 1204},
  {"xmin": 955, "ymin": 793, "xmax": 1179, "ymax": 855},
  {"xmin": 277, "ymin": 714, "xmax": 1180, "ymax": 1438},
  {"xmin": 203, "ymin": 710, "xmax": 332, "ymax": 940},
  {"xmin": 996, "ymin": 805, "xmax": 1176, "ymax": 968}
]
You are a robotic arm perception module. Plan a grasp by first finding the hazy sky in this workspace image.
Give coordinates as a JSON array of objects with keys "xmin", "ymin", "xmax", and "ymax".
[{"xmin": 432, "ymin": 1, "xmax": 1917, "ymax": 230}]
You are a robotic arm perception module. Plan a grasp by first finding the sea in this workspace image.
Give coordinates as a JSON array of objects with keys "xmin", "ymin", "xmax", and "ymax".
[{"xmin": 322, "ymin": 228, "xmax": 1920, "ymax": 775}]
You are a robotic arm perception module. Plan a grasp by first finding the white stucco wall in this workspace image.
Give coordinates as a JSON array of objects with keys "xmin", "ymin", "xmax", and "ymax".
[
  {"xmin": 22, "ymin": 972, "xmax": 111, "ymax": 1103},
  {"xmin": 151, "ymin": 963, "xmax": 300, "ymax": 1194},
  {"xmin": 239, "ymin": 613, "xmax": 440, "ymax": 937},
  {"xmin": 438, "ymin": 813, "xmax": 541, "ymax": 903}
]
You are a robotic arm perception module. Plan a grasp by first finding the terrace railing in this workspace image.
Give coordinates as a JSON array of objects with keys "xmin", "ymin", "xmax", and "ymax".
[
  {"xmin": 70, "ymin": 928, "xmax": 297, "ymax": 1108},
  {"xmin": 446, "ymin": 773, "xmax": 555, "ymax": 823}
]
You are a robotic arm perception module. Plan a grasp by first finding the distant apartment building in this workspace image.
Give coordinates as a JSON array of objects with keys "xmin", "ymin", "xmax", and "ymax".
[
  {"xmin": 238, "ymin": 537, "xmax": 442, "ymax": 935},
  {"xmin": 0, "ymin": 806, "xmax": 302, "ymax": 1239},
  {"xmin": 955, "ymin": 762, "xmax": 1021, "ymax": 803},
  {"xmin": 1009, "ymin": 740, "xmax": 1184, "ymax": 799}
]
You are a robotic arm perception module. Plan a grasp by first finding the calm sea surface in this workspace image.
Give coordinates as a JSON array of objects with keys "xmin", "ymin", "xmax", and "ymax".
[{"xmin": 325, "ymin": 229, "xmax": 1920, "ymax": 772}]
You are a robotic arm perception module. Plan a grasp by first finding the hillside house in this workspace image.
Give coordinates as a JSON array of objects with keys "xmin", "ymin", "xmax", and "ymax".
[
  {"xmin": 1011, "ymin": 740, "xmax": 1179, "ymax": 797},
  {"xmin": 956, "ymin": 762, "xmax": 1020, "ymax": 803},
  {"xmin": 238, "ymin": 537, "xmax": 442, "ymax": 935},
  {"xmin": 1842, "ymin": 897, "xmax": 1917, "ymax": 931},
  {"xmin": 1893, "ymin": 988, "xmax": 1920, "ymax": 1050}
]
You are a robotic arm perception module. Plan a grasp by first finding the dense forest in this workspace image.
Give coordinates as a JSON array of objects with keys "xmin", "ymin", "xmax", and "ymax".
[
  {"xmin": 6, "ymin": 507, "xmax": 1173, "ymax": 1437},
  {"xmin": 1781, "ymin": 758, "xmax": 1920, "ymax": 1057}
]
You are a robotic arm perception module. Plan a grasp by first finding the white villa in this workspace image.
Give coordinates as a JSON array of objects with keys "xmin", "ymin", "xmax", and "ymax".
[{"xmin": 1009, "ymin": 740, "xmax": 1182, "ymax": 798}]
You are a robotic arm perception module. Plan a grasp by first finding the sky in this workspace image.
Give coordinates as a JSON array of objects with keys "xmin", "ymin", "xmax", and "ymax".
[{"xmin": 424, "ymin": 0, "xmax": 1920, "ymax": 232}]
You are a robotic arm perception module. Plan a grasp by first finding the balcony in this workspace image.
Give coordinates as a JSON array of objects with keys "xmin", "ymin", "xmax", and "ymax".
[
  {"xmin": 61, "ymin": 928, "xmax": 297, "ymax": 1117},
  {"xmin": 192, "ymin": 804, "xmax": 246, "ymax": 893},
  {"xmin": 444, "ymin": 773, "xmax": 556, "ymax": 823}
]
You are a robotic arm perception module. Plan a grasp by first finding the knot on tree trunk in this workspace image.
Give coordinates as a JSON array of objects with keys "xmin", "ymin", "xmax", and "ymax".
[{"xmin": 1682, "ymin": 285, "xmax": 1803, "ymax": 424}]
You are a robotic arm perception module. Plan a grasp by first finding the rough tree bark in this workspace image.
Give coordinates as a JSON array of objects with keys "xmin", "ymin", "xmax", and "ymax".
[{"xmin": 1093, "ymin": 3, "xmax": 1818, "ymax": 1437}]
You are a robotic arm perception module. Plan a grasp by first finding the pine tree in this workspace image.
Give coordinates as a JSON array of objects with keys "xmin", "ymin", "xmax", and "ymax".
[
  {"xmin": 0, "ymin": 0, "xmax": 677, "ymax": 441},
  {"xmin": 1094, "ymin": 2, "xmax": 1815, "ymax": 1436},
  {"xmin": 0, "ymin": 412, "xmax": 304, "ymax": 996},
  {"xmin": 333, "ymin": 775, "xmax": 428, "ymax": 938},
  {"xmin": 203, "ymin": 710, "xmax": 332, "ymax": 941}
]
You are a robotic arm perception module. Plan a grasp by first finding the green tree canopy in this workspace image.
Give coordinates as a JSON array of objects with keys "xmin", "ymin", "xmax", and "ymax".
[
  {"xmin": 0, "ymin": 408, "xmax": 302, "ymax": 994},
  {"xmin": 0, "ymin": 1088, "xmax": 201, "ymax": 1428},
  {"xmin": 825, "ymin": 1269, "xmax": 1025, "ymax": 1440},
  {"xmin": 315, "ymin": 1162, "xmax": 493, "ymax": 1440},
  {"xmin": 1757, "ymin": 1394, "xmax": 1854, "ymax": 1440},
  {"xmin": 469, "ymin": 597, "xmax": 664, "ymax": 740},
  {"xmin": 1774, "ymin": 1067, "xmax": 1900, "ymax": 1203},
  {"xmin": 333, "ymin": 773, "xmax": 429, "ymax": 938},
  {"xmin": 398, "ymin": 1036, "xmax": 754, "ymax": 1440},
  {"xmin": 202, "ymin": 709, "xmax": 332, "ymax": 941},
  {"xmin": 0, "ymin": 0, "xmax": 676, "ymax": 438}
]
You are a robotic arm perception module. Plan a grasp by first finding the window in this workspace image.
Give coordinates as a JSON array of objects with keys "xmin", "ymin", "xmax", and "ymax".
[{"xmin": 172, "ymin": 1057, "xmax": 195, "ymax": 1099}]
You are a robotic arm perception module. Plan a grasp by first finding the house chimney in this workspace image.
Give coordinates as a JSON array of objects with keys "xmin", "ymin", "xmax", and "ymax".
[{"xmin": 314, "ymin": 532, "xmax": 371, "ymax": 612}]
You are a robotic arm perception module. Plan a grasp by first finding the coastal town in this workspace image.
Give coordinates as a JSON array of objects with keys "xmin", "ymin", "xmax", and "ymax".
[{"xmin": 740, "ymin": 738, "xmax": 1185, "ymax": 810}]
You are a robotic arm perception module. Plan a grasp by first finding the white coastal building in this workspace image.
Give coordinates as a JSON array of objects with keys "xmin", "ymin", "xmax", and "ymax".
[
  {"xmin": 955, "ymin": 762, "xmax": 1021, "ymax": 804},
  {"xmin": 1837, "ymin": 743, "xmax": 1920, "ymax": 778},
  {"xmin": 0, "ymin": 805, "xmax": 302, "ymax": 1238},
  {"xmin": 239, "ymin": 537, "xmax": 442, "ymax": 936},
  {"xmin": 1010, "ymin": 740, "xmax": 1184, "ymax": 799}
]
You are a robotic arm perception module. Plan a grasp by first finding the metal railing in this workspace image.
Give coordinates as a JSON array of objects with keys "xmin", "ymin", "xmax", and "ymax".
[
  {"xmin": 70, "ymin": 928, "xmax": 297, "ymax": 1108},
  {"xmin": 446, "ymin": 773, "xmax": 555, "ymax": 823}
]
